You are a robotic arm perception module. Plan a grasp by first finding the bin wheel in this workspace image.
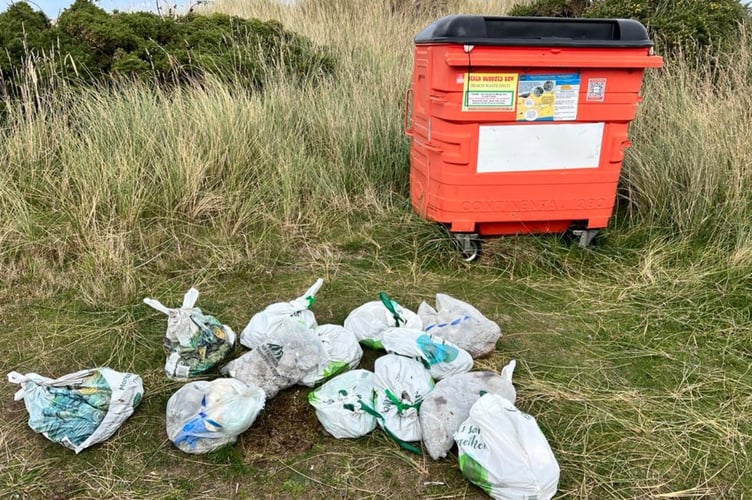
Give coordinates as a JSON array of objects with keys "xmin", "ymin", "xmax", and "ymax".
[
  {"xmin": 570, "ymin": 229, "xmax": 599, "ymax": 248},
  {"xmin": 452, "ymin": 233, "xmax": 481, "ymax": 262}
]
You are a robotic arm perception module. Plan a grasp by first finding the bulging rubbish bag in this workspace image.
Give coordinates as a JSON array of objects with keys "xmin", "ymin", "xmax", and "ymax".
[
  {"xmin": 240, "ymin": 278, "xmax": 324, "ymax": 349},
  {"xmin": 144, "ymin": 287, "xmax": 236, "ymax": 380},
  {"xmin": 166, "ymin": 377, "xmax": 265, "ymax": 454},
  {"xmin": 308, "ymin": 369, "xmax": 377, "ymax": 439},
  {"xmin": 455, "ymin": 393, "xmax": 559, "ymax": 500},
  {"xmin": 8, "ymin": 368, "xmax": 143, "ymax": 453},
  {"xmin": 373, "ymin": 354, "xmax": 434, "ymax": 446},
  {"xmin": 222, "ymin": 317, "xmax": 325, "ymax": 398},
  {"xmin": 382, "ymin": 327, "xmax": 473, "ymax": 380},
  {"xmin": 344, "ymin": 292, "xmax": 422, "ymax": 349},
  {"xmin": 300, "ymin": 324, "xmax": 363, "ymax": 387},
  {"xmin": 418, "ymin": 293, "xmax": 501, "ymax": 358},
  {"xmin": 420, "ymin": 360, "xmax": 516, "ymax": 460}
]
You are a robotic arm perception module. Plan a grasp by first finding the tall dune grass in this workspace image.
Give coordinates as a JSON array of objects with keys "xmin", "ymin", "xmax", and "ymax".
[
  {"xmin": 0, "ymin": 0, "xmax": 519, "ymax": 305},
  {"xmin": 621, "ymin": 30, "xmax": 752, "ymax": 252}
]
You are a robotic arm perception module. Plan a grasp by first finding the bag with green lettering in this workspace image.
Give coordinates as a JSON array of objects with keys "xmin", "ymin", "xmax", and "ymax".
[
  {"xmin": 300, "ymin": 324, "xmax": 363, "ymax": 387},
  {"xmin": 344, "ymin": 293, "xmax": 422, "ymax": 349},
  {"xmin": 455, "ymin": 393, "xmax": 559, "ymax": 500},
  {"xmin": 381, "ymin": 327, "xmax": 473, "ymax": 380},
  {"xmin": 308, "ymin": 369, "xmax": 376, "ymax": 438}
]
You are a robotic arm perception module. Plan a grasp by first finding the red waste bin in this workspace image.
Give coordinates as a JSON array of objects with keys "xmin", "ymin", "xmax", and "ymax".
[{"xmin": 405, "ymin": 15, "xmax": 662, "ymax": 259}]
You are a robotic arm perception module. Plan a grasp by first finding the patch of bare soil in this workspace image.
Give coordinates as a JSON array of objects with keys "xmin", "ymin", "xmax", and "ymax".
[{"xmin": 239, "ymin": 385, "xmax": 320, "ymax": 461}]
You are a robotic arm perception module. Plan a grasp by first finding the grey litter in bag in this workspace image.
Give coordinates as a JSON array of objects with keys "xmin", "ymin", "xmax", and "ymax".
[
  {"xmin": 419, "ymin": 360, "xmax": 516, "ymax": 460},
  {"xmin": 417, "ymin": 293, "xmax": 502, "ymax": 358},
  {"xmin": 222, "ymin": 317, "xmax": 325, "ymax": 398}
]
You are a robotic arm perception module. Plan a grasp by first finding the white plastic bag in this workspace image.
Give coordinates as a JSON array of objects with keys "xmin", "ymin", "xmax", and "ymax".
[
  {"xmin": 344, "ymin": 293, "xmax": 422, "ymax": 349},
  {"xmin": 8, "ymin": 368, "xmax": 143, "ymax": 453},
  {"xmin": 455, "ymin": 393, "xmax": 559, "ymax": 500},
  {"xmin": 222, "ymin": 317, "xmax": 325, "ymax": 398},
  {"xmin": 382, "ymin": 327, "xmax": 473, "ymax": 380},
  {"xmin": 373, "ymin": 354, "xmax": 434, "ymax": 445},
  {"xmin": 308, "ymin": 369, "xmax": 377, "ymax": 439},
  {"xmin": 300, "ymin": 324, "xmax": 363, "ymax": 387},
  {"xmin": 418, "ymin": 293, "xmax": 501, "ymax": 358},
  {"xmin": 144, "ymin": 287, "xmax": 236, "ymax": 380},
  {"xmin": 240, "ymin": 278, "xmax": 324, "ymax": 349},
  {"xmin": 166, "ymin": 377, "xmax": 265, "ymax": 454},
  {"xmin": 420, "ymin": 360, "xmax": 516, "ymax": 460}
]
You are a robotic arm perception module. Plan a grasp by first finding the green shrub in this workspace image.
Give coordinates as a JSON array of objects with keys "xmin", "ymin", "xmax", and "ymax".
[
  {"xmin": 585, "ymin": 0, "xmax": 750, "ymax": 54},
  {"xmin": 507, "ymin": 0, "xmax": 751, "ymax": 54},
  {"xmin": 508, "ymin": 0, "xmax": 589, "ymax": 17},
  {"xmin": 0, "ymin": 0, "xmax": 334, "ymax": 95}
]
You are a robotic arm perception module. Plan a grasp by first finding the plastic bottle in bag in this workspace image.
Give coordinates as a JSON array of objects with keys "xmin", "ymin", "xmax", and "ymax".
[
  {"xmin": 166, "ymin": 377, "xmax": 265, "ymax": 454},
  {"xmin": 8, "ymin": 368, "xmax": 143, "ymax": 453}
]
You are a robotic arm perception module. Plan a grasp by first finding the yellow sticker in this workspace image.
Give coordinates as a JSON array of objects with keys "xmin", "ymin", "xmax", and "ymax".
[{"xmin": 462, "ymin": 73, "xmax": 518, "ymax": 112}]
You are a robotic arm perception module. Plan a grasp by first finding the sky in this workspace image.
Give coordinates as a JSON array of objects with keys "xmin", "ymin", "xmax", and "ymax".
[{"xmin": 2, "ymin": 0, "xmax": 192, "ymax": 19}]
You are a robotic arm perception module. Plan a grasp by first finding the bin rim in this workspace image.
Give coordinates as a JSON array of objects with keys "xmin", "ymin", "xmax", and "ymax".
[{"xmin": 414, "ymin": 15, "xmax": 655, "ymax": 49}]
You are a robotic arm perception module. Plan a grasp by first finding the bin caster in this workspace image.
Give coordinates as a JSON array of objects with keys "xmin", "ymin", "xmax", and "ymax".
[
  {"xmin": 452, "ymin": 233, "xmax": 481, "ymax": 262},
  {"xmin": 570, "ymin": 229, "xmax": 599, "ymax": 248}
]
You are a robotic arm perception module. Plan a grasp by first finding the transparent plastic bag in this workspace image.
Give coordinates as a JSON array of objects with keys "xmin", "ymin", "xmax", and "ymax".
[
  {"xmin": 418, "ymin": 293, "xmax": 501, "ymax": 358},
  {"xmin": 344, "ymin": 293, "xmax": 422, "ymax": 349},
  {"xmin": 300, "ymin": 324, "xmax": 363, "ymax": 387},
  {"xmin": 420, "ymin": 360, "xmax": 516, "ymax": 460},
  {"xmin": 8, "ymin": 368, "xmax": 143, "ymax": 453},
  {"xmin": 372, "ymin": 354, "xmax": 434, "ymax": 445},
  {"xmin": 455, "ymin": 393, "xmax": 559, "ymax": 500},
  {"xmin": 222, "ymin": 318, "xmax": 325, "ymax": 398},
  {"xmin": 144, "ymin": 287, "xmax": 236, "ymax": 380},
  {"xmin": 166, "ymin": 377, "xmax": 265, "ymax": 454},
  {"xmin": 308, "ymin": 369, "xmax": 376, "ymax": 439},
  {"xmin": 382, "ymin": 327, "xmax": 473, "ymax": 380},
  {"xmin": 240, "ymin": 278, "xmax": 324, "ymax": 349}
]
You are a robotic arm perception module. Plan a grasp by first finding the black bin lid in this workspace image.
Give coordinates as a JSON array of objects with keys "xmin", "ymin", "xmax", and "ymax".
[{"xmin": 415, "ymin": 15, "xmax": 653, "ymax": 48}]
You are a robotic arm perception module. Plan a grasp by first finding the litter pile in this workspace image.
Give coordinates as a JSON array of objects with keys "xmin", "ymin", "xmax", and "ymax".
[{"xmin": 7, "ymin": 279, "xmax": 560, "ymax": 499}]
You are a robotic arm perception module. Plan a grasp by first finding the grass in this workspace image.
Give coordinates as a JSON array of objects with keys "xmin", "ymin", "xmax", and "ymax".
[{"xmin": 1, "ymin": 0, "xmax": 751, "ymax": 498}]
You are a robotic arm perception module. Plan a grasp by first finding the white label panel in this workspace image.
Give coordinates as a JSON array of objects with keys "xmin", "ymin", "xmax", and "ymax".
[{"xmin": 477, "ymin": 122, "xmax": 605, "ymax": 173}]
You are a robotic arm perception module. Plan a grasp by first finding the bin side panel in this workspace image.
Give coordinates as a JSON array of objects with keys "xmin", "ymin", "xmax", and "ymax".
[{"xmin": 419, "ymin": 121, "xmax": 631, "ymax": 234}]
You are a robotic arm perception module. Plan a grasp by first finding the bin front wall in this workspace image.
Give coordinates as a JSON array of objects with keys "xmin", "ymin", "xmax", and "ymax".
[{"xmin": 408, "ymin": 43, "xmax": 660, "ymax": 235}]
